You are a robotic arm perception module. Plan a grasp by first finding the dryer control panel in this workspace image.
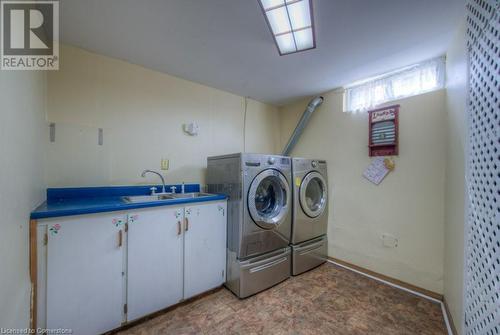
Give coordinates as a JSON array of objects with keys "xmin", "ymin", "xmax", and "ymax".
[{"xmin": 292, "ymin": 158, "xmax": 327, "ymax": 174}]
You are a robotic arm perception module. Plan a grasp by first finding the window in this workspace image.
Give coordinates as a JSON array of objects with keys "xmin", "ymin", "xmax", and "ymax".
[{"xmin": 344, "ymin": 57, "xmax": 445, "ymax": 113}]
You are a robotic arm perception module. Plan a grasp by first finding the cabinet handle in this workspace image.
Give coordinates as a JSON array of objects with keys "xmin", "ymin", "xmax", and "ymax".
[
  {"xmin": 185, "ymin": 217, "xmax": 189, "ymax": 232},
  {"xmin": 118, "ymin": 230, "xmax": 123, "ymax": 248},
  {"xmin": 177, "ymin": 221, "xmax": 182, "ymax": 235}
]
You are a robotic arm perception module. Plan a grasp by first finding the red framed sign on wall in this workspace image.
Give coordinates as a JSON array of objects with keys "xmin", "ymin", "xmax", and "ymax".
[{"xmin": 368, "ymin": 105, "xmax": 399, "ymax": 157}]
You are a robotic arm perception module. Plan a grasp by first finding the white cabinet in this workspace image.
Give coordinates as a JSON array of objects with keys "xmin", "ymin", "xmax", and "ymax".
[
  {"xmin": 36, "ymin": 199, "xmax": 227, "ymax": 333},
  {"xmin": 44, "ymin": 213, "xmax": 126, "ymax": 335},
  {"xmin": 127, "ymin": 206, "xmax": 184, "ymax": 321},
  {"xmin": 184, "ymin": 203, "xmax": 227, "ymax": 299}
]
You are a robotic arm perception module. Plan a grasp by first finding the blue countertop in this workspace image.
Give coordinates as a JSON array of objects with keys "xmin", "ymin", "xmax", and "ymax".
[{"xmin": 31, "ymin": 184, "xmax": 226, "ymax": 220}]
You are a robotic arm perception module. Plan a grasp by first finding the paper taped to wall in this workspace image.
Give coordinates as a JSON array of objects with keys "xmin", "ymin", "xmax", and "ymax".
[{"xmin": 363, "ymin": 157, "xmax": 390, "ymax": 185}]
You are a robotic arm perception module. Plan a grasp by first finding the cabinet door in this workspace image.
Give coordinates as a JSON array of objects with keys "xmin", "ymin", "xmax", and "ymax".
[
  {"xmin": 184, "ymin": 201, "xmax": 227, "ymax": 299},
  {"xmin": 127, "ymin": 206, "xmax": 184, "ymax": 321},
  {"xmin": 46, "ymin": 213, "xmax": 126, "ymax": 335}
]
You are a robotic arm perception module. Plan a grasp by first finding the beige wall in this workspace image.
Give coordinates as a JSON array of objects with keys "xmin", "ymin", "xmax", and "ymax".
[
  {"xmin": 46, "ymin": 44, "xmax": 280, "ymax": 187},
  {"xmin": 279, "ymin": 90, "xmax": 447, "ymax": 293},
  {"xmin": 443, "ymin": 20, "xmax": 467, "ymax": 334},
  {"xmin": 0, "ymin": 72, "xmax": 47, "ymax": 328}
]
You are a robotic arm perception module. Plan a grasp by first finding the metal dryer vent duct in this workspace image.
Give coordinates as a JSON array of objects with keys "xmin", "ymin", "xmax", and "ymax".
[{"xmin": 282, "ymin": 96, "xmax": 324, "ymax": 156}]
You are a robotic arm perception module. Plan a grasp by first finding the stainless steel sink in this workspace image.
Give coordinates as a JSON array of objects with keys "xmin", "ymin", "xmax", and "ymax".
[
  {"xmin": 169, "ymin": 192, "xmax": 213, "ymax": 199},
  {"xmin": 122, "ymin": 194, "xmax": 176, "ymax": 203},
  {"xmin": 122, "ymin": 192, "xmax": 213, "ymax": 203}
]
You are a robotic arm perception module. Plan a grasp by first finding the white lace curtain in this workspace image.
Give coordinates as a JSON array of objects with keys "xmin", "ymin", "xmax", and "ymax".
[{"xmin": 344, "ymin": 57, "xmax": 445, "ymax": 113}]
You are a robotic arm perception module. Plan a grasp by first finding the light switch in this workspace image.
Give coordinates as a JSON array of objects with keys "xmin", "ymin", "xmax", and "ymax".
[{"xmin": 161, "ymin": 158, "xmax": 169, "ymax": 170}]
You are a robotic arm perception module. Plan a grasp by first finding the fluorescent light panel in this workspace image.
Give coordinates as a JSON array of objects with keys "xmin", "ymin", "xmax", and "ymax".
[{"xmin": 259, "ymin": 0, "xmax": 315, "ymax": 55}]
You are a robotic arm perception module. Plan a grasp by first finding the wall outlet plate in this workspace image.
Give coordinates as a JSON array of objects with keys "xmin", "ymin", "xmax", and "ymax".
[
  {"xmin": 161, "ymin": 158, "xmax": 169, "ymax": 170},
  {"xmin": 381, "ymin": 234, "xmax": 398, "ymax": 248}
]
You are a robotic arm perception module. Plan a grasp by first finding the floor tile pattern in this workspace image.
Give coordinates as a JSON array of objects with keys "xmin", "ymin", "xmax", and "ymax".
[{"xmin": 117, "ymin": 263, "xmax": 447, "ymax": 335}]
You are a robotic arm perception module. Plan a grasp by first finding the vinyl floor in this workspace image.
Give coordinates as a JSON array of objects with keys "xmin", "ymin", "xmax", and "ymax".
[{"xmin": 117, "ymin": 262, "xmax": 447, "ymax": 335}]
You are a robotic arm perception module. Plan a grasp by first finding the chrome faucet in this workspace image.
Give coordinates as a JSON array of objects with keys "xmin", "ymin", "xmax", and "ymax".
[{"xmin": 141, "ymin": 170, "xmax": 166, "ymax": 194}]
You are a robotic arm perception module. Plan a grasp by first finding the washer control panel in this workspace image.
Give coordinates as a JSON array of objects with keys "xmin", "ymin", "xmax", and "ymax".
[{"xmin": 244, "ymin": 155, "xmax": 291, "ymax": 172}]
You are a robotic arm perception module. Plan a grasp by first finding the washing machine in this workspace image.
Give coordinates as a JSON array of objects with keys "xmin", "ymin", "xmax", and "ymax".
[
  {"xmin": 207, "ymin": 153, "xmax": 292, "ymax": 298},
  {"xmin": 291, "ymin": 158, "xmax": 328, "ymax": 275}
]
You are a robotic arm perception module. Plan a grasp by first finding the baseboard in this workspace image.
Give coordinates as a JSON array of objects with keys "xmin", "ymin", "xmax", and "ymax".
[
  {"xmin": 443, "ymin": 297, "xmax": 459, "ymax": 335},
  {"xmin": 327, "ymin": 257, "xmax": 443, "ymax": 301},
  {"xmin": 327, "ymin": 257, "xmax": 456, "ymax": 335}
]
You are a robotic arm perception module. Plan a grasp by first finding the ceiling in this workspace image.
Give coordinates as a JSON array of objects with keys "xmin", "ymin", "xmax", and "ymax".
[{"xmin": 59, "ymin": 0, "xmax": 465, "ymax": 106}]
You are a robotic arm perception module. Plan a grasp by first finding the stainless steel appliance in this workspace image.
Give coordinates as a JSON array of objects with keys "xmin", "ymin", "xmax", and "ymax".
[
  {"xmin": 291, "ymin": 158, "xmax": 328, "ymax": 275},
  {"xmin": 207, "ymin": 153, "xmax": 292, "ymax": 298}
]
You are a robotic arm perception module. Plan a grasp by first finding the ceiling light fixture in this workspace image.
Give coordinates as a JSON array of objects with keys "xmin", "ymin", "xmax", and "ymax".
[{"xmin": 258, "ymin": 0, "xmax": 316, "ymax": 55}]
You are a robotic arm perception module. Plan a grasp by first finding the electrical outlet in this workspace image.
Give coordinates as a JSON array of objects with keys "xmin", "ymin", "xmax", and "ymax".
[
  {"xmin": 161, "ymin": 158, "xmax": 169, "ymax": 170},
  {"xmin": 381, "ymin": 234, "xmax": 398, "ymax": 248}
]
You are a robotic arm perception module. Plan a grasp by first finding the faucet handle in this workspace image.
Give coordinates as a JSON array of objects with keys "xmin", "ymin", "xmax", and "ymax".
[
  {"xmin": 170, "ymin": 186, "xmax": 177, "ymax": 194},
  {"xmin": 150, "ymin": 187, "xmax": 157, "ymax": 195}
]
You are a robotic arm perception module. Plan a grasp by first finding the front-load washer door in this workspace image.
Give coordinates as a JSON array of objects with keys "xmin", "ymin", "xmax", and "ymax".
[
  {"xmin": 248, "ymin": 169, "xmax": 290, "ymax": 230},
  {"xmin": 299, "ymin": 171, "xmax": 327, "ymax": 218}
]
